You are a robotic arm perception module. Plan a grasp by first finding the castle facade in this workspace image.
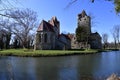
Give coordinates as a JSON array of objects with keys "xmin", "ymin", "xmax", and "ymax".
[
  {"xmin": 71, "ymin": 10, "xmax": 102, "ymax": 49},
  {"xmin": 34, "ymin": 17, "xmax": 71, "ymax": 50},
  {"xmin": 34, "ymin": 10, "xmax": 102, "ymax": 50}
]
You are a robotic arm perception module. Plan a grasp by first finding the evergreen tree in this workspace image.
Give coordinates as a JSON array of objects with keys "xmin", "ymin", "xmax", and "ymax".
[{"xmin": 75, "ymin": 26, "xmax": 89, "ymax": 42}]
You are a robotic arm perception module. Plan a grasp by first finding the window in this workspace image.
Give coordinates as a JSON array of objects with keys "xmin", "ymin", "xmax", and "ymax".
[
  {"xmin": 44, "ymin": 33, "xmax": 47, "ymax": 43},
  {"xmin": 39, "ymin": 34, "xmax": 41, "ymax": 42},
  {"xmin": 74, "ymin": 37, "xmax": 76, "ymax": 40}
]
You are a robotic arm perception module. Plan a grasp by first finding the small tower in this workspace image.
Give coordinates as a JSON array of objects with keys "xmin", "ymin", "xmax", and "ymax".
[{"xmin": 78, "ymin": 10, "xmax": 91, "ymax": 34}]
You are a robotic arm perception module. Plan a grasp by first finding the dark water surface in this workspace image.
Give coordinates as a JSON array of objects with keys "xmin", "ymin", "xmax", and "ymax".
[{"xmin": 0, "ymin": 51, "xmax": 120, "ymax": 80}]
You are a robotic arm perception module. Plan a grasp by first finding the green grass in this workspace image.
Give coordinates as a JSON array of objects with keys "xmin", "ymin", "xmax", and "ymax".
[{"xmin": 0, "ymin": 49, "xmax": 99, "ymax": 57}]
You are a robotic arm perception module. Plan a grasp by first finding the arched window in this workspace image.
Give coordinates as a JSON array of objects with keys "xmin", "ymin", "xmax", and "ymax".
[
  {"xmin": 39, "ymin": 34, "xmax": 41, "ymax": 42},
  {"xmin": 44, "ymin": 33, "xmax": 47, "ymax": 43}
]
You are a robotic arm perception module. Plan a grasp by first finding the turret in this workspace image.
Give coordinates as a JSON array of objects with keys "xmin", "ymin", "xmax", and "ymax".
[{"xmin": 78, "ymin": 10, "xmax": 91, "ymax": 34}]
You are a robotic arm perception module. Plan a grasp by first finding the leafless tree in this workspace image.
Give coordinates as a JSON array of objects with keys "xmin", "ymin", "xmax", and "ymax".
[
  {"xmin": 112, "ymin": 32, "xmax": 117, "ymax": 49},
  {"xmin": 0, "ymin": 18, "xmax": 12, "ymax": 32},
  {"xmin": 88, "ymin": 12, "xmax": 98, "ymax": 28},
  {"xmin": 111, "ymin": 25, "xmax": 120, "ymax": 49},
  {"xmin": 102, "ymin": 33, "xmax": 108, "ymax": 49},
  {"xmin": 115, "ymin": 25, "xmax": 120, "ymax": 44},
  {"xmin": 0, "ymin": 0, "xmax": 21, "ymax": 17},
  {"xmin": 5, "ymin": 8, "xmax": 38, "ymax": 48},
  {"xmin": 0, "ymin": 18, "xmax": 12, "ymax": 49}
]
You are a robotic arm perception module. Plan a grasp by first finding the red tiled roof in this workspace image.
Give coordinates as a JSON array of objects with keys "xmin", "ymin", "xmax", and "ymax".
[
  {"xmin": 59, "ymin": 33, "xmax": 71, "ymax": 40},
  {"xmin": 67, "ymin": 34, "xmax": 74, "ymax": 40},
  {"xmin": 49, "ymin": 16, "xmax": 59, "ymax": 27},
  {"xmin": 37, "ymin": 20, "xmax": 54, "ymax": 32}
]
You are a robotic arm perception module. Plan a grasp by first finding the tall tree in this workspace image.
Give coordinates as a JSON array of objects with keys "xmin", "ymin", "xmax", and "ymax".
[
  {"xmin": 115, "ymin": 25, "xmax": 120, "ymax": 44},
  {"xmin": 111, "ymin": 25, "xmax": 120, "ymax": 49},
  {"xmin": 0, "ymin": 0, "xmax": 20, "ymax": 17},
  {"xmin": 75, "ymin": 26, "xmax": 89, "ymax": 49},
  {"xmin": 0, "ymin": 19, "xmax": 12, "ymax": 49},
  {"xmin": 102, "ymin": 33, "xmax": 108, "ymax": 49},
  {"xmin": 76, "ymin": 26, "xmax": 88, "ymax": 42},
  {"xmin": 5, "ymin": 8, "xmax": 38, "ymax": 48}
]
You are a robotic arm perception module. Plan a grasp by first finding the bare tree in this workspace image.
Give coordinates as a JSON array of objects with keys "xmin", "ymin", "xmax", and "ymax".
[
  {"xmin": 102, "ymin": 33, "xmax": 108, "ymax": 49},
  {"xmin": 0, "ymin": 18, "xmax": 12, "ymax": 49},
  {"xmin": 112, "ymin": 31, "xmax": 117, "ymax": 49},
  {"xmin": 88, "ymin": 13, "xmax": 97, "ymax": 28},
  {"xmin": 115, "ymin": 25, "xmax": 120, "ymax": 44},
  {"xmin": 111, "ymin": 25, "xmax": 120, "ymax": 49},
  {"xmin": 0, "ymin": 18, "xmax": 12, "ymax": 32},
  {"xmin": 5, "ymin": 8, "xmax": 38, "ymax": 48},
  {"xmin": 0, "ymin": 0, "xmax": 21, "ymax": 17}
]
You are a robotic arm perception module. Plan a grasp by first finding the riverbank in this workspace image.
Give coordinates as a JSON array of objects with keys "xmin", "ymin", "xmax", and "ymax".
[
  {"xmin": 0, "ymin": 49, "xmax": 118, "ymax": 57},
  {"xmin": 0, "ymin": 49, "xmax": 100, "ymax": 57}
]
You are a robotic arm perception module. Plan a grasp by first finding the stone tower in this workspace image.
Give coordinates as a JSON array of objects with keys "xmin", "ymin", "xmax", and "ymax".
[{"xmin": 78, "ymin": 10, "xmax": 91, "ymax": 34}]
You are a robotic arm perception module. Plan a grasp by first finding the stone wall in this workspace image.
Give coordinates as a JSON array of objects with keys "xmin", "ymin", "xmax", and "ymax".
[
  {"xmin": 34, "ymin": 31, "xmax": 55, "ymax": 50},
  {"xmin": 55, "ymin": 35, "xmax": 71, "ymax": 50}
]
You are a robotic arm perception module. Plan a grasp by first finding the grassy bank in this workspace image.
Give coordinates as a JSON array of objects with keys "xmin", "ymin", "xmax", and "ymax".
[{"xmin": 0, "ymin": 49, "xmax": 100, "ymax": 57}]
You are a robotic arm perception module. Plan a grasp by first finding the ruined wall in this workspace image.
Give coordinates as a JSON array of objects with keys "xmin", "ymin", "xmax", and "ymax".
[{"xmin": 34, "ymin": 31, "xmax": 56, "ymax": 50}]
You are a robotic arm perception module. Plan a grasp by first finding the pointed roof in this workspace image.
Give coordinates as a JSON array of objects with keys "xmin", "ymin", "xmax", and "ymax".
[
  {"xmin": 49, "ymin": 16, "xmax": 59, "ymax": 27},
  {"xmin": 81, "ymin": 10, "xmax": 87, "ymax": 16},
  {"xmin": 52, "ymin": 16, "xmax": 57, "ymax": 21},
  {"xmin": 37, "ymin": 20, "xmax": 54, "ymax": 32},
  {"xmin": 78, "ymin": 10, "xmax": 87, "ymax": 18}
]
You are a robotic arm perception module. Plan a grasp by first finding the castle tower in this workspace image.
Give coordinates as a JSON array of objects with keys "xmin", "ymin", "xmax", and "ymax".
[{"xmin": 78, "ymin": 10, "xmax": 91, "ymax": 34}]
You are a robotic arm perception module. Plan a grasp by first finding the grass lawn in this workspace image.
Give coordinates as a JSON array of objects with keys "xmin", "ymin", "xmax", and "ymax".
[{"xmin": 0, "ymin": 49, "xmax": 100, "ymax": 57}]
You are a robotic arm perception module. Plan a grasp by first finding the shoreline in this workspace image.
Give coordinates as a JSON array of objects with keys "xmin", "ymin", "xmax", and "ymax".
[{"xmin": 0, "ymin": 49, "xmax": 119, "ymax": 57}]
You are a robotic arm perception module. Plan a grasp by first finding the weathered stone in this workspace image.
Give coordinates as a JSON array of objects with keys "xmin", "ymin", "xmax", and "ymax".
[
  {"xmin": 74, "ymin": 10, "xmax": 102, "ymax": 49},
  {"xmin": 34, "ymin": 17, "xmax": 71, "ymax": 50}
]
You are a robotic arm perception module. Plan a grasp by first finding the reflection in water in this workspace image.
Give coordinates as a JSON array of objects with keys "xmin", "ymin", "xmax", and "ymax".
[
  {"xmin": 0, "ymin": 51, "xmax": 120, "ymax": 80},
  {"xmin": 58, "ymin": 57, "xmax": 79, "ymax": 80}
]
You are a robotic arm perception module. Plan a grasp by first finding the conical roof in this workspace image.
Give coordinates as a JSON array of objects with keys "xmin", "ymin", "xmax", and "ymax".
[{"xmin": 78, "ymin": 10, "xmax": 87, "ymax": 18}]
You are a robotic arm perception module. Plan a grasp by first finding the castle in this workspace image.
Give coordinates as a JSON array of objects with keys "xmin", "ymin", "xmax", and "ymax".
[
  {"xmin": 34, "ymin": 10, "xmax": 102, "ymax": 50},
  {"xmin": 71, "ymin": 10, "xmax": 102, "ymax": 49},
  {"xmin": 34, "ymin": 17, "xmax": 71, "ymax": 50}
]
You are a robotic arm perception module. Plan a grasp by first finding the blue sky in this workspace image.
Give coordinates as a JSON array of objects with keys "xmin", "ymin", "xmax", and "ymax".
[{"xmin": 18, "ymin": 0, "xmax": 120, "ymax": 42}]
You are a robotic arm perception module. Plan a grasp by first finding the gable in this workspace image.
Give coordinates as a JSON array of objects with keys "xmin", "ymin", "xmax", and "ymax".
[{"xmin": 37, "ymin": 20, "xmax": 54, "ymax": 32}]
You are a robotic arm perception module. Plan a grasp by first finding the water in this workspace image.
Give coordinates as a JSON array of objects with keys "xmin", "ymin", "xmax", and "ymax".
[{"xmin": 0, "ymin": 51, "xmax": 120, "ymax": 80}]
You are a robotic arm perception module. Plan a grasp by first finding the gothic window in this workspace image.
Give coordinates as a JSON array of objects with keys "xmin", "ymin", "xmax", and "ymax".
[
  {"xmin": 44, "ymin": 33, "xmax": 47, "ymax": 43},
  {"xmin": 39, "ymin": 34, "xmax": 41, "ymax": 42}
]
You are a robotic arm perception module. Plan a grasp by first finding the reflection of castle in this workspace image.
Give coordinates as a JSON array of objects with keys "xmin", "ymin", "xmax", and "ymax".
[
  {"xmin": 34, "ymin": 17, "xmax": 71, "ymax": 50},
  {"xmin": 71, "ymin": 10, "xmax": 102, "ymax": 49}
]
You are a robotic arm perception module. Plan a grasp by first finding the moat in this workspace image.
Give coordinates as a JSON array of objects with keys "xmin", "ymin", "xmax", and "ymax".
[{"xmin": 0, "ymin": 51, "xmax": 120, "ymax": 80}]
